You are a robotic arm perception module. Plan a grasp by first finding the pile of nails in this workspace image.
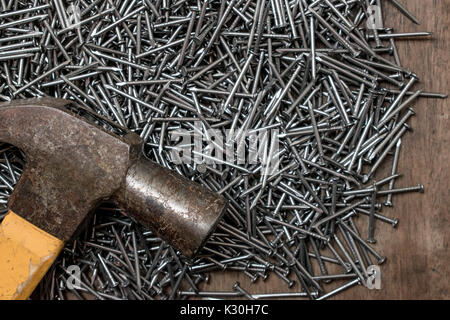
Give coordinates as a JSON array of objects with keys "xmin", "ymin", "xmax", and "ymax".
[{"xmin": 0, "ymin": 0, "xmax": 445, "ymax": 300}]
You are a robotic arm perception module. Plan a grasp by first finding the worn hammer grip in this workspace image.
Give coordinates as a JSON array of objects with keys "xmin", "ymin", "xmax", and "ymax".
[
  {"xmin": 113, "ymin": 157, "xmax": 227, "ymax": 258},
  {"xmin": 0, "ymin": 211, "xmax": 64, "ymax": 300}
]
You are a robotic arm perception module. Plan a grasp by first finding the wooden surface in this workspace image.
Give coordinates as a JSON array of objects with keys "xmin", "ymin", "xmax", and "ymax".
[{"xmin": 201, "ymin": 0, "xmax": 450, "ymax": 300}]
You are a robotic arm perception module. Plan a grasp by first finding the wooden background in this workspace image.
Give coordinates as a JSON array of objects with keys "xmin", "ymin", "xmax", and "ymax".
[{"xmin": 200, "ymin": 0, "xmax": 450, "ymax": 299}]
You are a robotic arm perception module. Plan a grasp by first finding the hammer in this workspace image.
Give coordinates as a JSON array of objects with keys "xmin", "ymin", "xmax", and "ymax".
[{"xmin": 0, "ymin": 98, "xmax": 227, "ymax": 299}]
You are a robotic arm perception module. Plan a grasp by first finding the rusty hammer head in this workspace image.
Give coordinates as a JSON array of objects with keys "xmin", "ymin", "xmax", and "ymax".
[{"xmin": 0, "ymin": 98, "xmax": 227, "ymax": 258}]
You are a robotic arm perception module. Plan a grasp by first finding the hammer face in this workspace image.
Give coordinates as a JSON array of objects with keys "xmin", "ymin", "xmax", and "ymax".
[
  {"xmin": 0, "ymin": 98, "xmax": 140, "ymax": 241},
  {"xmin": 113, "ymin": 157, "xmax": 227, "ymax": 258}
]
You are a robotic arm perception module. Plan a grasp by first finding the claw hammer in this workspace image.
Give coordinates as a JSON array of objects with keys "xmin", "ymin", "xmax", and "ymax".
[{"xmin": 0, "ymin": 98, "xmax": 227, "ymax": 299}]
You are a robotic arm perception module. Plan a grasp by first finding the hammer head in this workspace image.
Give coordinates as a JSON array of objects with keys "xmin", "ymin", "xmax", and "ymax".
[{"xmin": 0, "ymin": 98, "xmax": 226, "ymax": 258}]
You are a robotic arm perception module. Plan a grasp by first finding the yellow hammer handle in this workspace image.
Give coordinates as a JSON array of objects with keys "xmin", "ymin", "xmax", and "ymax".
[{"xmin": 0, "ymin": 211, "xmax": 64, "ymax": 300}]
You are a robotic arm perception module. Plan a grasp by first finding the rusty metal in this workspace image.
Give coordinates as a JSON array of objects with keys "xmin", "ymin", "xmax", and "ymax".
[{"xmin": 0, "ymin": 98, "xmax": 226, "ymax": 257}]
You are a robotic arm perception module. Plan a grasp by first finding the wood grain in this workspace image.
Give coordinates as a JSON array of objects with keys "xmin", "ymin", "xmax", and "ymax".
[{"xmin": 200, "ymin": 0, "xmax": 450, "ymax": 300}]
